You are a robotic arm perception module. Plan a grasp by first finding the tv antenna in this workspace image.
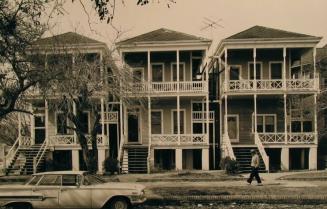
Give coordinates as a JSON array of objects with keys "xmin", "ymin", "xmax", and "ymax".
[{"xmin": 201, "ymin": 17, "xmax": 224, "ymax": 39}]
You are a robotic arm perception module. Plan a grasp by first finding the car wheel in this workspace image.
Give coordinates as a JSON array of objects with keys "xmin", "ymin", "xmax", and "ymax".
[{"xmin": 110, "ymin": 197, "xmax": 130, "ymax": 209}]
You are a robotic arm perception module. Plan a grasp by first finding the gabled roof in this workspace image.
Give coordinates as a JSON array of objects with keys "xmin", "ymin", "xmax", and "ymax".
[
  {"xmin": 33, "ymin": 32, "xmax": 105, "ymax": 46},
  {"xmin": 117, "ymin": 28, "xmax": 211, "ymax": 45},
  {"xmin": 225, "ymin": 25, "xmax": 319, "ymax": 40}
]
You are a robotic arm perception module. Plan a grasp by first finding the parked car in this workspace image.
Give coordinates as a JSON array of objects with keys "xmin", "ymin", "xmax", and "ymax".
[{"xmin": 0, "ymin": 171, "xmax": 146, "ymax": 209}]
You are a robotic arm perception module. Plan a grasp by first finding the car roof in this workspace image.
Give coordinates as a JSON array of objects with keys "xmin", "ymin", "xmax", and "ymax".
[{"xmin": 33, "ymin": 171, "xmax": 88, "ymax": 176}]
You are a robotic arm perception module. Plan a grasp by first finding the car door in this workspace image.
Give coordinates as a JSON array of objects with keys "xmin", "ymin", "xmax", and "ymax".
[
  {"xmin": 32, "ymin": 174, "xmax": 60, "ymax": 209},
  {"xmin": 59, "ymin": 174, "xmax": 92, "ymax": 208}
]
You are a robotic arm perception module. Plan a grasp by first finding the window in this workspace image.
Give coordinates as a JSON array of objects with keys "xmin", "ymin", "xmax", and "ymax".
[
  {"xmin": 171, "ymin": 63, "xmax": 185, "ymax": 81},
  {"xmin": 62, "ymin": 175, "xmax": 80, "ymax": 186},
  {"xmin": 80, "ymin": 112, "xmax": 90, "ymax": 134},
  {"xmin": 227, "ymin": 115, "xmax": 239, "ymax": 142},
  {"xmin": 291, "ymin": 121, "xmax": 312, "ymax": 132},
  {"xmin": 229, "ymin": 66, "xmax": 241, "ymax": 80},
  {"xmin": 172, "ymin": 110, "xmax": 185, "ymax": 134},
  {"xmin": 27, "ymin": 175, "xmax": 42, "ymax": 185},
  {"xmin": 84, "ymin": 174, "xmax": 106, "ymax": 185},
  {"xmin": 56, "ymin": 112, "xmax": 68, "ymax": 134},
  {"xmin": 270, "ymin": 62, "xmax": 283, "ymax": 79},
  {"xmin": 151, "ymin": 111, "xmax": 162, "ymax": 134},
  {"xmin": 38, "ymin": 175, "xmax": 61, "ymax": 186},
  {"xmin": 192, "ymin": 58, "xmax": 202, "ymax": 80},
  {"xmin": 249, "ymin": 62, "xmax": 262, "ymax": 79},
  {"xmin": 253, "ymin": 114, "xmax": 277, "ymax": 133},
  {"xmin": 151, "ymin": 63, "xmax": 164, "ymax": 82}
]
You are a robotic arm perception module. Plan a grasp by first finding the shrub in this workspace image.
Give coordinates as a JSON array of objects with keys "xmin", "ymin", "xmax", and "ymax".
[
  {"xmin": 220, "ymin": 156, "xmax": 239, "ymax": 175},
  {"xmin": 103, "ymin": 157, "xmax": 119, "ymax": 174}
]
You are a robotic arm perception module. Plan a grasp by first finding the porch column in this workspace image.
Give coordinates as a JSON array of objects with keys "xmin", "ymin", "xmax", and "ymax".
[
  {"xmin": 147, "ymin": 97, "xmax": 152, "ymax": 173},
  {"xmin": 30, "ymin": 103, "xmax": 35, "ymax": 145},
  {"xmin": 284, "ymin": 94, "xmax": 288, "ymax": 144},
  {"xmin": 97, "ymin": 148, "xmax": 106, "ymax": 174},
  {"xmin": 202, "ymin": 148, "xmax": 209, "ymax": 170},
  {"xmin": 254, "ymin": 95, "xmax": 257, "ymax": 134},
  {"xmin": 72, "ymin": 150, "xmax": 79, "ymax": 171},
  {"xmin": 118, "ymin": 99, "xmax": 123, "ymax": 158},
  {"xmin": 177, "ymin": 50, "xmax": 181, "ymax": 145},
  {"xmin": 224, "ymin": 48, "xmax": 228, "ymax": 93},
  {"xmin": 73, "ymin": 101, "xmax": 77, "ymax": 144},
  {"xmin": 281, "ymin": 147, "xmax": 289, "ymax": 171},
  {"xmin": 176, "ymin": 148, "xmax": 183, "ymax": 170},
  {"xmin": 283, "ymin": 47, "xmax": 287, "ymax": 90},
  {"xmin": 313, "ymin": 47, "xmax": 317, "ymax": 89},
  {"xmin": 45, "ymin": 99, "xmax": 49, "ymax": 144},
  {"xmin": 314, "ymin": 94, "xmax": 318, "ymax": 144},
  {"xmin": 253, "ymin": 48, "xmax": 257, "ymax": 90},
  {"xmin": 101, "ymin": 98, "xmax": 105, "ymax": 146},
  {"xmin": 309, "ymin": 147, "xmax": 317, "ymax": 170}
]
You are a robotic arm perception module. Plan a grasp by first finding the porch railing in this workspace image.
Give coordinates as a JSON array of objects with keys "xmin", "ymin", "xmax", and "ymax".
[
  {"xmin": 258, "ymin": 132, "xmax": 315, "ymax": 144},
  {"xmin": 49, "ymin": 134, "xmax": 108, "ymax": 146},
  {"xmin": 192, "ymin": 111, "xmax": 215, "ymax": 122},
  {"xmin": 254, "ymin": 133, "xmax": 270, "ymax": 172},
  {"xmin": 33, "ymin": 140, "xmax": 48, "ymax": 173},
  {"xmin": 19, "ymin": 136, "xmax": 32, "ymax": 147},
  {"xmin": 224, "ymin": 79, "xmax": 316, "ymax": 93},
  {"xmin": 131, "ymin": 81, "xmax": 206, "ymax": 94},
  {"xmin": 151, "ymin": 134, "xmax": 207, "ymax": 145},
  {"xmin": 4, "ymin": 137, "xmax": 20, "ymax": 170},
  {"xmin": 101, "ymin": 112, "xmax": 119, "ymax": 123}
]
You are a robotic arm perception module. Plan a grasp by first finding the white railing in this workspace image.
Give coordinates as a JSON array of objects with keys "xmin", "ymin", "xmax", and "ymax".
[
  {"xmin": 255, "ymin": 133, "xmax": 270, "ymax": 172},
  {"xmin": 102, "ymin": 112, "xmax": 119, "ymax": 123},
  {"xmin": 19, "ymin": 136, "xmax": 32, "ymax": 147},
  {"xmin": 258, "ymin": 132, "xmax": 315, "ymax": 144},
  {"xmin": 192, "ymin": 111, "xmax": 215, "ymax": 122},
  {"xmin": 86, "ymin": 135, "xmax": 108, "ymax": 146},
  {"xmin": 4, "ymin": 137, "xmax": 20, "ymax": 170},
  {"xmin": 221, "ymin": 133, "xmax": 236, "ymax": 160},
  {"xmin": 33, "ymin": 140, "xmax": 48, "ymax": 173},
  {"xmin": 50, "ymin": 135, "xmax": 75, "ymax": 145},
  {"xmin": 288, "ymin": 133, "xmax": 315, "ymax": 144},
  {"xmin": 151, "ymin": 134, "xmax": 207, "ymax": 145},
  {"xmin": 130, "ymin": 81, "xmax": 206, "ymax": 94},
  {"xmin": 224, "ymin": 79, "xmax": 316, "ymax": 93}
]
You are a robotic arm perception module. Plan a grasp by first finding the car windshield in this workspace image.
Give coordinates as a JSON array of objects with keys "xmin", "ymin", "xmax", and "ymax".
[{"xmin": 83, "ymin": 174, "xmax": 106, "ymax": 185}]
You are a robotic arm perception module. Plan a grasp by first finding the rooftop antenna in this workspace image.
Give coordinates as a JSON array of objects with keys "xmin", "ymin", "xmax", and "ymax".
[{"xmin": 201, "ymin": 17, "xmax": 224, "ymax": 40}]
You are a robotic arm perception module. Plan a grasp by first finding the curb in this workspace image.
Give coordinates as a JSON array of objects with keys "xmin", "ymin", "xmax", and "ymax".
[
  {"xmin": 137, "ymin": 178, "xmax": 246, "ymax": 182},
  {"xmin": 146, "ymin": 195, "xmax": 327, "ymax": 204}
]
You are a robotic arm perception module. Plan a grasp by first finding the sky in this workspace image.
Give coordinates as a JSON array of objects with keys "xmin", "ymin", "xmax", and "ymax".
[{"xmin": 47, "ymin": 0, "xmax": 327, "ymax": 51}]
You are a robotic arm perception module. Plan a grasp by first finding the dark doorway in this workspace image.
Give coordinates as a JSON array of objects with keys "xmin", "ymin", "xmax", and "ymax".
[
  {"xmin": 266, "ymin": 148, "xmax": 281, "ymax": 172},
  {"xmin": 128, "ymin": 112, "xmax": 139, "ymax": 143},
  {"xmin": 289, "ymin": 148, "xmax": 309, "ymax": 170},
  {"xmin": 34, "ymin": 115, "xmax": 45, "ymax": 144},
  {"xmin": 53, "ymin": 151, "xmax": 72, "ymax": 171},
  {"xmin": 109, "ymin": 124, "xmax": 118, "ymax": 158},
  {"xmin": 154, "ymin": 149, "xmax": 175, "ymax": 170}
]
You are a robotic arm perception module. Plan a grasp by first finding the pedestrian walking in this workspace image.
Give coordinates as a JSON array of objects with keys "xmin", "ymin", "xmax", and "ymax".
[{"xmin": 247, "ymin": 149, "xmax": 262, "ymax": 186}]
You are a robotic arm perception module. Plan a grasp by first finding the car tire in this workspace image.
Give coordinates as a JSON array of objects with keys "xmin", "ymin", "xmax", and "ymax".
[{"xmin": 110, "ymin": 197, "xmax": 130, "ymax": 209}]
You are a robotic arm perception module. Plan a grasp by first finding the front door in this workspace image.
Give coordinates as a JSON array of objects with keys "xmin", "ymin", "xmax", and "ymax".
[
  {"xmin": 128, "ymin": 111, "xmax": 140, "ymax": 143},
  {"xmin": 227, "ymin": 115, "xmax": 239, "ymax": 143},
  {"xmin": 34, "ymin": 114, "xmax": 46, "ymax": 144}
]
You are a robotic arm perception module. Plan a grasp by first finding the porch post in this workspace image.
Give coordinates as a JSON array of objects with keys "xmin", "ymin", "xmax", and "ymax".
[
  {"xmin": 72, "ymin": 150, "xmax": 79, "ymax": 171},
  {"xmin": 254, "ymin": 95, "xmax": 257, "ymax": 134},
  {"xmin": 253, "ymin": 48, "xmax": 257, "ymax": 90},
  {"xmin": 30, "ymin": 103, "xmax": 35, "ymax": 146},
  {"xmin": 314, "ymin": 94, "xmax": 318, "ymax": 144},
  {"xmin": 147, "ymin": 50, "xmax": 152, "ymax": 173},
  {"xmin": 283, "ymin": 47, "xmax": 287, "ymax": 90},
  {"xmin": 313, "ymin": 47, "xmax": 317, "ymax": 89},
  {"xmin": 97, "ymin": 148, "xmax": 106, "ymax": 174},
  {"xmin": 202, "ymin": 148, "xmax": 209, "ymax": 170},
  {"xmin": 45, "ymin": 99, "xmax": 49, "ymax": 144},
  {"xmin": 176, "ymin": 148, "xmax": 183, "ymax": 170},
  {"xmin": 101, "ymin": 98, "xmax": 105, "ymax": 146},
  {"xmin": 177, "ymin": 50, "xmax": 181, "ymax": 145},
  {"xmin": 281, "ymin": 147, "xmax": 289, "ymax": 171},
  {"xmin": 119, "ymin": 99, "xmax": 123, "ymax": 156},
  {"xmin": 224, "ymin": 49, "xmax": 228, "ymax": 135},
  {"xmin": 284, "ymin": 94, "xmax": 288, "ymax": 144},
  {"xmin": 309, "ymin": 147, "xmax": 317, "ymax": 170},
  {"xmin": 18, "ymin": 112, "xmax": 21, "ymax": 140},
  {"xmin": 73, "ymin": 101, "xmax": 77, "ymax": 144}
]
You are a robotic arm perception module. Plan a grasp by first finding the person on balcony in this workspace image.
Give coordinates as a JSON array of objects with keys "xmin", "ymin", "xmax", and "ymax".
[{"xmin": 247, "ymin": 149, "xmax": 262, "ymax": 186}]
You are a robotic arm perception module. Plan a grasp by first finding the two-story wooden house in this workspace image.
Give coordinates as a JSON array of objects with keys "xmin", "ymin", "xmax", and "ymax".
[
  {"xmin": 4, "ymin": 32, "xmax": 120, "ymax": 175},
  {"xmin": 116, "ymin": 28, "xmax": 214, "ymax": 173},
  {"xmin": 207, "ymin": 26, "xmax": 321, "ymax": 172}
]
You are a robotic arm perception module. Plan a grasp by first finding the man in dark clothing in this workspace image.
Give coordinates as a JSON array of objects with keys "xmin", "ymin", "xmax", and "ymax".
[{"xmin": 247, "ymin": 149, "xmax": 262, "ymax": 185}]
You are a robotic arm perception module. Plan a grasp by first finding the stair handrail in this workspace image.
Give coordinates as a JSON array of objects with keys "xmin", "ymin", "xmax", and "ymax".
[
  {"xmin": 33, "ymin": 140, "xmax": 48, "ymax": 174},
  {"xmin": 222, "ymin": 133, "xmax": 236, "ymax": 160},
  {"xmin": 4, "ymin": 137, "xmax": 20, "ymax": 169},
  {"xmin": 254, "ymin": 132, "xmax": 270, "ymax": 172}
]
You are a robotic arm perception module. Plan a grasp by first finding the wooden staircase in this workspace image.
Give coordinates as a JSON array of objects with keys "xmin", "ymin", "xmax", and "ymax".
[
  {"xmin": 121, "ymin": 146, "xmax": 148, "ymax": 174},
  {"xmin": 6, "ymin": 144, "xmax": 48, "ymax": 175},
  {"xmin": 233, "ymin": 147, "xmax": 266, "ymax": 173}
]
